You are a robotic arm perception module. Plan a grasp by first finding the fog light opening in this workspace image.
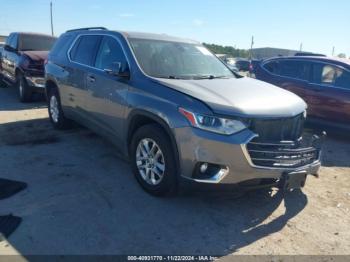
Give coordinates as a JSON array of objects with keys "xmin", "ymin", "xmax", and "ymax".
[
  {"xmin": 200, "ymin": 163, "xmax": 208, "ymax": 173},
  {"xmin": 193, "ymin": 162, "xmax": 227, "ymax": 180}
]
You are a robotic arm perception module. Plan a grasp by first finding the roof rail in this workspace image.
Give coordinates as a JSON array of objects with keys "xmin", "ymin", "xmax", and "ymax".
[{"xmin": 66, "ymin": 27, "xmax": 108, "ymax": 33}]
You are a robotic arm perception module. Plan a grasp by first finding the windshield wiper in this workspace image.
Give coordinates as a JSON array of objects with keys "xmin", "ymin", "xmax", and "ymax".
[
  {"xmin": 192, "ymin": 75, "xmax": 230, "ymax": 80},
  {"xmin": 156, "ymin": 75, "xmax": 185, "ymax": 80}
]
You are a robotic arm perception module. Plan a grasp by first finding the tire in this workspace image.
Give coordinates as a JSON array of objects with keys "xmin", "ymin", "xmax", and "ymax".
[
  {"xmin": 17, "ymin": 73, "xmax": 32, "ymax": 102},
  {"xmin": 130, "ymin": 124, "xmax": 178, "ymax": 196},
  {"xmin": 47, "ymin": 87, "xmax": 71, "ymax": 129}
]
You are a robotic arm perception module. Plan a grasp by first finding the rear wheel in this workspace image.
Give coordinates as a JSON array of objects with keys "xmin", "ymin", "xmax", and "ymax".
[
  {"xmin": 47, "ymin": 87, "xmax": 71, "ymax": 129},
  {"xmin": 17, "ymin": 73, "xmax": 32, "ymax": 102},
  {"xmin": 130, "ymin": 124, "xmax": 178, "ymax": 196}
]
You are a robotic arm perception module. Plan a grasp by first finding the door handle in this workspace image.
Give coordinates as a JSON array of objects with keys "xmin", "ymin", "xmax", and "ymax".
[{"xmin": 87, "ymin": 75, "xmax": 95, "ymax": 83}]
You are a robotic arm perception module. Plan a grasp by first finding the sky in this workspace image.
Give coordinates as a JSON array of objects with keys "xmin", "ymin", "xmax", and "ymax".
[{"xmin": 0, "ymin": 0, "xmax": 349, "ymax": 56}]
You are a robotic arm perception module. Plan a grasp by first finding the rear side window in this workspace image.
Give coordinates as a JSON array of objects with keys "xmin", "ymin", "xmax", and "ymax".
[
  {"xmin": 264, "ymin": 60, "xmax": 310, "ymax": 81},
  {"xmin": 279, "ymin": 60, "xmax": 310, "ymax": 81},
  {"xmin": 70, "ymin": 35, "xmax": 102, "ymax": 66},
  {"xmin": 94, "ymin": 36, "xmax": 127, "ymax": 70},
  {"xmin": 312, "ymin": 63, "xmax": 350, "ymax": 89},
  {"xmin": 263, "ymin": 61, "xmax": 280, "ymax": 74}
]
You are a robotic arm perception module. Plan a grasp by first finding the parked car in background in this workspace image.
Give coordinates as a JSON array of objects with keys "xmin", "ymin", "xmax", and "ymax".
[
  {"xmin": 0, "ymin": 32, "xmax": 57, "ymax": 102},
  {"xmin": 235, "ymin": 59, "xmax": 250, "ymax": 72},
  {"xmin": 45, "ymin": 27, "xmax": 322, "ymax": 196},
  {"xmin": 255, "ymin": 56, "xmax": 350, "ymax": 128},
  {"xmin": 226, "ymin": 63, "xmax": 239, "ymax": 73},
  {"xmin": 232, "ymin": 58, "xmax": 260, "ymax": 77}
]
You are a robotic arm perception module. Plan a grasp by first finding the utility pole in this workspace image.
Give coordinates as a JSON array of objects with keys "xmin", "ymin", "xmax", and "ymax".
[
  {"xmin": 50, "ymin": 1, "xmax": 54, "ymax": 36},
  {"xmin": 299, "ymin": 43, "xmax": 303, "ymax": 52},
  {"xmin": 249, "ymin": 36, "xmax": 254, "ymax": 60},
  {"xmin": 332, "ymin": 46, "xmax": 335, "ymax": 57}
]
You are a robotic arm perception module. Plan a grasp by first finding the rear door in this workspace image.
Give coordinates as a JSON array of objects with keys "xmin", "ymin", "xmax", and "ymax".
[
  {"xmin": 65, "ymin": 35, "xmax": 102, "ymax": 119},
  {"xmin": 308, "ymin": 62, "xmax": 350, "ymax": 124},
  {"xmin": 85, "ymin": 35, "xmax": 130, "ymax": 144},
  {"xmin": 262, "ymin": 59, "xmax": 315, "ymax": 114}
]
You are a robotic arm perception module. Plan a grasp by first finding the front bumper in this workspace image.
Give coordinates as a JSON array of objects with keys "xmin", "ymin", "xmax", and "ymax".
[{"xmin": 174, "ymin": 127, "xmax": 322, "ymax": 185}]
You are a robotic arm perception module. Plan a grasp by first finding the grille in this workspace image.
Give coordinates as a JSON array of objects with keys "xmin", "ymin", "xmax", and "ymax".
[
  {"xmin": 244, "ymin": 113, "xmax": 319, "ymax": 168},
  {"xmin": 248, "ymin": 113, "xmax": 304, "ymax": 142},
  {"xmin": 246, "ymin": 140, "xmax": 319, "ymax": 168}
]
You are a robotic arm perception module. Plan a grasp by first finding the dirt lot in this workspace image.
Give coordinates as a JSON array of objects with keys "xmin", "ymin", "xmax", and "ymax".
[{"xmin": 0, "ymin": 84, "xmax": 349, "ymax": 258}]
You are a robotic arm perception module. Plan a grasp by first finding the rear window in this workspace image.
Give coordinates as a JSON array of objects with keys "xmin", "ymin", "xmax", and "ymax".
[
  {"xmin": 19, "ymin": 34, "xmax": 57, "ymax": 51},
  {"xmin": 70, "ymin": 35, "xmax": 102, "ymax": 66}
]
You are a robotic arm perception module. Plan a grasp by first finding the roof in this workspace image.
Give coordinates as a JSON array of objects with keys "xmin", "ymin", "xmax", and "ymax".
[
  {"xmin": 119, "ymin": 31, "xmax": 199, "ymax": 44},
  {"xmin": 11, "ymin": 32, "xmax": 56, "ymax": 38},
  {"xmin": 65, "ymin": 28, "xmax": 199, "ymax": 44},
  {"xmin": 265, "ymin": 55, "xmax": 350, "ymax": 68}
]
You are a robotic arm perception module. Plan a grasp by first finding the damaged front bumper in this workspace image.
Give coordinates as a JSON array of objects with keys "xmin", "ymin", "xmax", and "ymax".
[{"xmin": 175, "ymin": 127, "xmax": 325, "ymax": 189}]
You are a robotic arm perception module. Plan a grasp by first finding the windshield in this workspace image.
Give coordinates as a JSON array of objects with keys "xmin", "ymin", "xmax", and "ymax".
[
  {"xmin": 19, "ymin": 35, "xmax": 57, "ymax": 51},
  {"xmin": 129, "ymin": 38, "xmax": 234, "ymax": 79}
]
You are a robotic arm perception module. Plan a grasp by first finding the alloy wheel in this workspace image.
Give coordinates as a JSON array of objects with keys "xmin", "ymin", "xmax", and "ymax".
[
  {"xmin": 136, "ymin": 138, "xmax": 166, "ymax": 185},
  {"xmin": 49, "ymin": 95, "xmax": 59, "ymax": 123}
]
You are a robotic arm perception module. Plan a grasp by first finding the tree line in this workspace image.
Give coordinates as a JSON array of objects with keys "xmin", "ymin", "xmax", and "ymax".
[{"xmin": 202, "ymin": 43, "xmax": 250, "ymax": 58}]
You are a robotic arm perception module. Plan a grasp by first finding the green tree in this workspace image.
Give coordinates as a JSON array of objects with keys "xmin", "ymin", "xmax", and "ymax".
[
  {"xmin": 337, "ymin": 53, "xmax": 346, "ymax": 58},
  {"xmin": 203, "ymin": 43, "xmax": 249, "ymax": 58}
]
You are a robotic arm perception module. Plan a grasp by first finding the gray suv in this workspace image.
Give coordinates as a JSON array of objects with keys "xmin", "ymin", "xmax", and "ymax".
[{"xmin": 45, "ymin": 27, "xmax": 323, "ymax": 196}]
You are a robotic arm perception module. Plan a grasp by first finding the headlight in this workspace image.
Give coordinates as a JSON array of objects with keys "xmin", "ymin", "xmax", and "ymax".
[{"xmin": 179, "ymin": 108, "xmax": 246, "ymax": 135}]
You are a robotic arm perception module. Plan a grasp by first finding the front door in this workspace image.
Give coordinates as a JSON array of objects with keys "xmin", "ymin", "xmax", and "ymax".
[{"xmin": 85, "ymin": 35, "xmax": 130, "ymax": 145}]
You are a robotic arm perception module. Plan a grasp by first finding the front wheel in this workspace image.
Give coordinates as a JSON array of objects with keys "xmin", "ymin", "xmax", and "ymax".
[
  {"xmin": 130, "ymin": 124, "xmax": 178, "ymax": 196},
  {"xmin": 17, "ymin": 74, "xmax": 32, "ymax": 102},
  {"xmin": 47, "ymin": 88, "xmax": 71, "ymax": 129}
]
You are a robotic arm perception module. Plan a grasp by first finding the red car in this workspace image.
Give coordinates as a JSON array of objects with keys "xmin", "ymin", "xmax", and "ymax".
[{"xmin": 254, "ymin": 56, "xmax": 350, "ymax": 128}]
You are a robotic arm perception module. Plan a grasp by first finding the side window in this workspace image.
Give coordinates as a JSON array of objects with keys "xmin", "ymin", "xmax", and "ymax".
[
  {"xmin": 10, "ymin": 34, "xmax": 18, "ymax": 49},
  {"xmin": 334, "ymin": 70, "xmax": 350, "ymax": 89},
  {"xmin": 5, "ymin": 34, "xmax": 13, "ymax": 46},
  {"xmin": 279, "ymin": 60, "xmax": 310, "ymax": 81},
  {"xmin": 311, "ymin": 63, "xmax": 349, "ymax": 89},
  {"xmin": 94, "ymin": 36, "xmax": 128, "ymax": 71},
  {"xmin": 263, "ymin": 61, "xmax": 280, "ymax": 74},
  {"xmin": 70, "ymin": 35, "xmax": 102, "ymax": 66}
]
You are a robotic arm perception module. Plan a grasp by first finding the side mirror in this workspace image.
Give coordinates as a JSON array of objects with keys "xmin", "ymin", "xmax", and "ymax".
[{"xmin": 104, "ymin": 62, "xmax": 130, "ymax": 79}]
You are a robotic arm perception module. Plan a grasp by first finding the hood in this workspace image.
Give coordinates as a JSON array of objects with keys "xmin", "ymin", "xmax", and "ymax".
[
  {"xmin": 20, "ymin": 51, "xmax": 49, "ymax": 62},
  {"xmin": 155, "ymin": 77, "xmax": 307, "ymax": 118}
]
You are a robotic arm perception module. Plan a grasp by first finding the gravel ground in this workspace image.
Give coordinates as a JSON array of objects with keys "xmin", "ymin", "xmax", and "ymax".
[{"xmin": 0, "ymin": 84, "xmax": 349, "ymax": 258}]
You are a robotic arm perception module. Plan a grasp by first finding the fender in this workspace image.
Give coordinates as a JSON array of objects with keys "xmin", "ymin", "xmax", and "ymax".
[{"xmin": 126, "ymin": 109, "xmax": 181, "ymax": 173}]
